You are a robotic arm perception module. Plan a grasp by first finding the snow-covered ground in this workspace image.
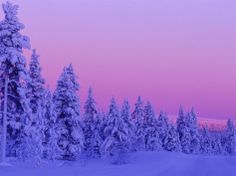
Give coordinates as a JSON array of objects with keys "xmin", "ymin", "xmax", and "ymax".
[{"xmin": 1, "ymin": 151, "xmax": 236, "ymax": 176}]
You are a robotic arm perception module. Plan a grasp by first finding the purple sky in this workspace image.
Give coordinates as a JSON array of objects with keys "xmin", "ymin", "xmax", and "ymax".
[{"xmin": 1, "ymin": 0, "xmax": 236, "ymax": 119}]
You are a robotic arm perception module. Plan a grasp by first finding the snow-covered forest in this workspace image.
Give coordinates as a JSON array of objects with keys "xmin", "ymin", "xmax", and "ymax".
[{"xmin": 0, "ymin": 1, "xmax": 236, "ymax": 167}]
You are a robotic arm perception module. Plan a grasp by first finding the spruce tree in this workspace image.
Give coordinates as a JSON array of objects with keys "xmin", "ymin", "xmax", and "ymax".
[
  {"xmin": 157, "ymin": 111, "xmax": 169, "ymax": 148},
  {"xmin": 26, "ymin": 49, "xmax": 45, "ymax": 159},
  {"xmin": 120, "ymin": 99, "xmax": 135, "ymax": 151},
  {"xmin": 131, "ymin": 96, "xmax": 145, "ymax": 151},
  {"xmin": 176, "ymin": 106, "xmax": 191, "ymax": 153},
  {"xmin": 102, "ymin": 98, "xmax": 129, "ymax": 164},
  {"xmin": 163, "ymin": 124, "xmax": 181, "ymax": 152},
  {"xmin": 53, "ymin": 65, "xmax": 84, "ymax": 160},
  {"xmin": 143, "ymin": 101, "xmax": 161, "ymax": 151},
  {"xmin": 0, "ymin": 1, "xmax": 33, "ymax": 161},
  {"xmin": 90, "ymin": 116, "xmax": 103, "ymax": 158},
  {"xmin": 83, "ymin": 87, "xmax": 102, "ymax": 158},
  {"xmin": 211, "ymin": 133, "xmax": 223, "ymax": 155},
  {"xmin": 199, "ymin": 126, "xmax": 213, "ymax": 154},
  {"xmin": 42, "ymin": 89, "xmax": 58, "ymax": 160},
  {"xmin": 187, "ymin": 108, "xmax": 200, "ymax": 154}
]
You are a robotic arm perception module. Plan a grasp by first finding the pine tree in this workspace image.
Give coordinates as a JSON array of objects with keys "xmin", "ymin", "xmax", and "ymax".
[
  {"xmin": 163, "ymin": 124, "xmax": 181, "ymax": 152},
  {"xmin": 120, "ymin": 99, "xmax": 135, "ymax": 152},
  {"xmin": 176, "ymin": 106, "xmax": 191, "ymax": 154},
  {"xmin": 187, "ymin": 108, "xmax": 200, "ymax": 154},
  {"xmin": 143, "ymin": 101, "xmax": 161, "ymax": 151},
  {"xmin": 157, "ymin": 111, "xmax": 169, "ymax": 148},
  {"xmin": 90, "ymin": 116, "xmax": 103, "ymax": 158},
  {"xmin": 53, "ymin": 65, "xmax": 84, "ymax": 160},
  {"xmin": 102, "ymin": 98, "xmax": 129, "ymax": 164},
  {"xmin": 83, "ymin": 87, "xmax": 102, "ymax": 158},
  {"xmin": 27, "ymin": 49, "xmax": 45, "ymax": 114},
  {"xmin": 0, "ymin": 1, "xmax": 33, "ymax": 161},
  {"xmin": 131, "ymin": 96, "xmax": 145, "ymax": 151},
  {"xmin": 42, "ymin": 90, "xmax": 58, "ymax": 160},
  {"xmin": 211, "ymin": 133, "xmax": 223, "ymax": 155},
  {"xmin": 26, "ymin": 49, "xmax": 45, "ymax": 159},
  {"xmin": 199, "ymin": 126, "xmax": 213, "ymax": 154}
]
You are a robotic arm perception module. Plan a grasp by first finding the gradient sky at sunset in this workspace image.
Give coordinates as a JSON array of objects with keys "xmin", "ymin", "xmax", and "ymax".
[{"xmin": 1, "ymin": 0, "xmax": 236, "ymax": 119}]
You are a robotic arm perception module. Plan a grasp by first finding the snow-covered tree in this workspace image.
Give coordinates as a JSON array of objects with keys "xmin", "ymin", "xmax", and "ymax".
[
  {"xmin": 26, "ymin": 49, "xmax": 45, "ymax": 159},
  {"xmin": 53, "ymin": 65, "xmax": 84, "ymax": 161},
  {"xmin": 120, "ymin": 99, "xmax": 135, "ymax": 152},
  {"xmin": 223, "ymin": 119, "xmax": 236, "ymax": 155},
  {"xmin": 0, "ymin": 1, "xmax": 33, "ymax": 162},
  {"xmin": 211, "ymin": 133, "xmax": 223, "ymax": 155},
  {"xmin": 89, "ymin": 116, "xmax": 103, "ymax": 158},
  {"xmin": 157, "ymin": 111, "xmax": 169, "ymax": 148},
  {"xmin": 143, "ymin": 101, "xmax": 161, "ymax": 151},
  {"xmin": 199, "ymin": 126, "xmax": 213, "ymax": 154},
  {"xmin": 176, "ymin": 106, "xmax": 191, "ymax": 153},
  {"xmin": 97, "ymin": 110, "xmax": 107, "ymax": 142},
  {"xmin": 27, "ymin": 49, "xmax": 45, "ymax": 114},
  {"xmin": 187, "ymin": 108, "xmax": 200, "ymax": 154},
  {"xmin": 131, "ymin": 96, "xmax": 145, "ymax": 151},
  {"xmin": 42, "ymin": 89, "xmax": 58, "ymax": 160},
  {"xmin": 102, "ymin": 98, "xmax": 129, "ymax": 164},
  {"xmin": 163, "ymin": 124, "xmax": 181, "ymax": 152},
  {"xmin": 83, "ymin": 87, "xmax": 102, "ymax": 158}
]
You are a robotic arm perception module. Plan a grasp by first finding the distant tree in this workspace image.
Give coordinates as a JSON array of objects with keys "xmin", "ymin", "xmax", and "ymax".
[
  {"xmin": 157, "ymin": 111, "xmax": 169, "ymax": 148},
  {"xmin": 83, "ymin": 87, "xmax": 102, "ymax": 158},
  {"xmin": 187, "ymin": 108, "xmax": 200, "ymax": 154},
  {"xmin": 26, "ymin": 49, "xmax": 45, "ymax": 159},
  {"xmin": 223, "ymin": 119, "xmax": 236, "ymax": 155},
  {"xmin": 90, "ymin": 117, "xmax": 103, "ymax": 158},
  {"xmin": 42, "ymin": 90, "xmax": 58, "ymax": 160},
  {"xmin": 143, "ymin": 101, "xmax": 161, "ymax": 151},
  {"xmin": 131, "ymin": 96, "xmax": 145, "ymax": 151},
  {"xmin": 211, "ymin": 133, "xmax": 223, "ymax": 155},
  {"xmin": 120, "ymin": 99, "xmax": 135, "ymax": 151},
  {"xmin": 163, "ymin": 124, "xmax": 181, "ymax": 152},
  {"xmin": 27, "ymin": 49, "xmax": 45, "ymax": 114},
  {"xmin": 199, "ymin": 126, "xmax": 213, "ymax": 154},
  {"xmin": 102, "ymin": 98, "xmax": 129, "ymax": 164},
  {"xmin": 53, "ymin": 65, "xmax": 84, "ymax": 160},
  {"xmin": 176, "ymin": 106, "xmax": 191, "ymax": 153}
]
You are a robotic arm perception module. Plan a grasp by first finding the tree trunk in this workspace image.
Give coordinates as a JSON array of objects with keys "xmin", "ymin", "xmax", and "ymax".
[{"xmin": 1, "ymin": 76, "xmax": 8, "ymax": 163}]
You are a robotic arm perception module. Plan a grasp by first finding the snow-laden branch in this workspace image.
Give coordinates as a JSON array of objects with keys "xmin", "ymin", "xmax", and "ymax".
[
  {"xmin": 0, "ymin": 110, "xmax": 14, "ymax": 117},
  {"xmin": 7, "ymin": 93, "xmax": 19, "ymax": 100}
]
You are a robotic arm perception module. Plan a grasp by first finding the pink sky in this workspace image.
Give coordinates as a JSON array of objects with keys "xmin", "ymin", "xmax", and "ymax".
[{"xmin": 1, "ymin": 0, "xmax": 236, "ymax": 119}]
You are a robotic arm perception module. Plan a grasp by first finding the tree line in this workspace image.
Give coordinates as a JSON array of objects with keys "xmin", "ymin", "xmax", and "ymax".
[{"xmin": 0, "ymin": 2, "xmax": 235, "ymax": 164}]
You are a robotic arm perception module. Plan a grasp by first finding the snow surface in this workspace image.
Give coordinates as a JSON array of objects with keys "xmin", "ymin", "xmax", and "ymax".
[{"xmin": 1, "ymin": 151, "xmax": 236, "ymax": 176}]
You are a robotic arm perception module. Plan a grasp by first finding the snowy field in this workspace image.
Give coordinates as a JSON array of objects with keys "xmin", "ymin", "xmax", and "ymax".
[{"xmin": 1, "ymin": 151, "xmax": 236, "ymax": 176}]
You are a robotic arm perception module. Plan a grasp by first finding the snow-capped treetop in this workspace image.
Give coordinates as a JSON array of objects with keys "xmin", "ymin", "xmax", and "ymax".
[
  {"xmin": 120, "ymin": 99, "xmax": 132, "ymax": 127},
  {"xmin": 157, "ymin": 111, "xmax": 169, "ymax": 129},
  {"xmin": 84, "ymin": 87, "xmax": 97, "ymax": 122},
  {"xmin": 54, "ymin": 64, "xmax": 80, "ymax": 119},
  {"xmin": 0, "ymin": 1, "xmax": 30, "ymax": 80},
  {"xmin": 2, "ymin": 1, "xmax": 19, "ymax": 22},
  {"xmin": 66, "ymin": 64, "xmax": 79, "ymax": 91},
  {"xmin": 29, "ymin": 49, "xmax": 44, "ymax": 84},
  {"xmin": 106, "ymin": 97, "xmax": 120, "ymax": 126},
  {"xmin": 27, "ymin": 49, "xmax": 45, "ymax": 114},
  {"xmin": 143, "ymin": 101, "xmax": 155, "ymax": 125},
  {"xmin": 131, "ymin": 96, "xmax": 144, "ymax": 122}
]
